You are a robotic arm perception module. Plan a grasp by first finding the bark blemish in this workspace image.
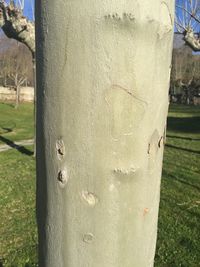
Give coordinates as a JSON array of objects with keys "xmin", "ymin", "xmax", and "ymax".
[
  {"xmin": 83, "ymin": 233, "xmax": 94, "ymax": 244},
  {"xmin": 104, "ymin": 12, "xmax": 135, "ymax": 21},
  {"xmin": 112, "ymin": 84, "xmax": 147, "ymax": 105},
  {"xmin": 158, "ymin": 136, "xmax": 164, "ymax": 148},
  {"xmin": 163, "ymin": 126, "xmax": 167, "ymax": 145},
  {"xmin": 157, "ymin": 2, "xmax": 173, "ymax": 39},
  {"xmin": 82, "ymin": 191, "xmax": 98, "ymax": 206},
  {"xmin": 109, "ymin": 183, "xmax": 116, "ymax": 192},
  {"xmin": 105, "ymin": 85, "xmax": 146, "ymax": 139},
  {"xmin": 114, "ymin": 166, "xmax": 137, "ymax": 175},
  {"xmin": 147, "ymin": 143, "xmax": 151, "ymax": 154},
  {"xmin": 143, "ymin": 208, "xmax": 149, "ymax": 216},
  {"xmin": 57, "ymin": 168, "xmax": 68, "ymax": 187},
  {"xmin": 56, "ymin": 139, "xmax": 65, "ymax": 160},
  {"xmin": 113, "ymin": 166, "xmax": 139, "ymax": 183},
  {"xmin": 148, "ymin": 130, "xmax": 160, "ymax": 170},
  {"xmin": 148, "ymin": 130, "xmax": 160, "ymax": 153}
]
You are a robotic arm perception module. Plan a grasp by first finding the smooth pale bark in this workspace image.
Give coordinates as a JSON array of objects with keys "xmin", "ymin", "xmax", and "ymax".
[{"xmin": 36, "ymin": 1, "xmax": 174, "ymax": 267}]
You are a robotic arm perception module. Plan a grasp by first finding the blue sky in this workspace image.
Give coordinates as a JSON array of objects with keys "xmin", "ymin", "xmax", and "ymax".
[
  {"xmin": 9, "ymin": 0, "xmax": 35, "ymax": 21},
  {"xmin": 23, "ymin": 0, "xmax": 34, "ymax": 21},
  {"xmin": 175, "ymin": 0, "xmax": 200, "ymax": 33},
  {"xmin": 19, "ymin": 0, "xmax": 200, "ymax": 30}
]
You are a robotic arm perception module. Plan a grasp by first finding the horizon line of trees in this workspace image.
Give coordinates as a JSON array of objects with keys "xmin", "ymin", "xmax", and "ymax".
[
  {"xmin": 170, "ymin": 34, "xmax": 200, "ymax": 105},
  {"xmin": 0, "ymin": 34, "xmax": 34, "ymax": 108},
  {"xmin": 1, "ymin": 1, "xmax": 200, "ymax": 107},
  {"xmin": 1, "ymin": 32, "xmax": 200, "ymax": 106},
  {"xmin": 0, "ymin": 34, "xmax": 33, "ymax": 88}
]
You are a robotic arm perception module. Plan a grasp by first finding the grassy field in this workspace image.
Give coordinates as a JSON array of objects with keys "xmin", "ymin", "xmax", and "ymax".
[
  {"xmin": 0, "ymin": 103, "xmax": 199, "ymax": 267},
  {"xmin": 0, "ymin": 103, "xmax": 36, "ymax": 267},
  {"xmin": 0, "ymin": 148, "xmax": 37, "ymax": 267},
  {"xmin": 0, "ymin": 102, "xmax": 34, "ymax": 145},
  {"xmin": 155, "ymin": 105, "xmax": 200, "ymax": 267}
]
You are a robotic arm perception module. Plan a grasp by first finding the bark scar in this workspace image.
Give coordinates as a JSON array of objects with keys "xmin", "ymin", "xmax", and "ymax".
[
  {"xmin": 105, "ymin": 84, "xmax": 148, "ymax": 139},
  {"xmin": 56, "ymin": 139, "xmax": 65, "ymax": 160},
  {"xmin": 112, "ymin": 84, "xmax": 148, "ymax": 106}
]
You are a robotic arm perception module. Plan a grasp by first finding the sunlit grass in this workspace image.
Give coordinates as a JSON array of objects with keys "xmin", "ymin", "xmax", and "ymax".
[
  {"xmin": 0, "ymin": 103, "xmax": 199, "ymax": 266},
  {"xmin": 0, "ymin": 102, "xmax": 34, "ymax": 145},
  {"xmin": 155, "ymin": 105, "xmax": 200, "ymax": 267}
]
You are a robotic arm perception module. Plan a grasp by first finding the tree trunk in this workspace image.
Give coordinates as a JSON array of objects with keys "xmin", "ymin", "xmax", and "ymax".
[
  {"xmin": 15, "ymin": 85, "xmax": 20, "ymax": 109},
  {"xmin": 186, "ymin": 88, "xmax": 190, "ymax": 105},
  {"xmin": 32, "ymin": 57, "xmax": 37, "ymax": 157},
  {"xmin": 36, "ymin": 1, "xmax": 174, "ymax": 267},
  {"xmin": 3, "ymin": 76, "xmax": 7, "ymax": 87}
]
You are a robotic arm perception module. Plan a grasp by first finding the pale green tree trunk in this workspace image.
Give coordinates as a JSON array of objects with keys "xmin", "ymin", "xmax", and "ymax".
[{"xmin": 36, "ymin": 1, "xmax": 174, "ymax": 266}]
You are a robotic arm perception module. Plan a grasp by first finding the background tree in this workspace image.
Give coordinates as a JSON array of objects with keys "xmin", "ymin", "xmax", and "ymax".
[
  {"xmin": 0, "ymin": 0, "xmax": 35, "ymax": 57},
  {"xmin": 176, "ymin": 0, "xmax": 200, "ymax": 51},
  {"xmin": 0, "ymin": 0, "xmax": 35, "ymax": 96},
  {"xmin": 170, "ymin": 40, "xmax": 200, "ymax": 103},
  {"xmin": 8, "ymin": 45, "xmax": 29, "ymax": 108},
  {"xmin": 0, "ymin": 0, "xmax": 36, "ymax": 151},
  {"xmin": 0, "ymin": 36, "xmax": 33, "ymax": 107},
  {"xmin": 171, "ymin": 0, "xmax": 200, "ymax": 104}
]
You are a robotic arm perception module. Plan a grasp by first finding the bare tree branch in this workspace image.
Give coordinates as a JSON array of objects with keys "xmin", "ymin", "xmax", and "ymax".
[
  {"xmin": 176, "ymin": 4, "xmax": 200, "ymax": 24},
  {"xmin": 175, "ymin": 0, "xmax": 200, "ymax": 51},
  {"xmin": 0, "ymin": 1, "xmax": 35, "ymax": 58},
  {"xmin": 184, "ymin": 28, "xmax": 200, "ymax": 51}
]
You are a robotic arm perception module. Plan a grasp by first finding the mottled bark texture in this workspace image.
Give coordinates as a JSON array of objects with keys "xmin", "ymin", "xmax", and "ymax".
[
  {"xmin": 0, "ymin": 1, "xmax": 35, "ymax": 57},
  {"xmin": 36, "ymin": 1, "xmax": 174, "ymax": 267}
]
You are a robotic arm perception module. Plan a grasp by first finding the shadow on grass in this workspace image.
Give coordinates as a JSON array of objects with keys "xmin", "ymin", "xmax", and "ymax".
[
  {"xmin": 167, "ymin": 116, "xmax": 200, "ymax": 134},
  {"xmin": 0, "ymin": 263, "xmax": 36, "ymax": 267},
  {"xmin": 162, "ymin": 170, "xmax": 200, "ymax": 191},
  {"xmin": 0, "ymin": 102, "xmax": 15, "ymax": 108},
  {"xmin": 166, "ymin": 143, "xmax": 200, "ymax": 155},
  {"xmin": 167, "ymin": 134, "xmax": 200, "ymax": 141},
  {"xmin": 169, "ymin": 104, "xmax": 200, "ymax": 114},
  {"xmin": 0, "ymin": 136, "xmax": 33, "ymax": 156},
  {"xmin": 0, "ymin": 122, "xmax": 16, "ymax": 135}
]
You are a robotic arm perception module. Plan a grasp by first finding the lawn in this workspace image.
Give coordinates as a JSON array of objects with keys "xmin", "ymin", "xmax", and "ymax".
[
  {"xmin": 0, "ymin": 148, "xmax": 37, "ymax": 267},
  {"xmin": 0, "ymin": 102, "xmax": 34, "ymax": 145},
  {"xmin": 155, "ymin": 105, "xmax": 200, "ymax": 267},
  {"xmin": 0, "ymin": 103, "xmax": 199, "ymax": 267},
  {"xmin": 0, "ymin": 102, "xmax": 36, "ymax": 267}
]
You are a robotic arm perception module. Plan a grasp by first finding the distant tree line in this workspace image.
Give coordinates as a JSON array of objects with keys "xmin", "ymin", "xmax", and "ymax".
[
  {"xmin": 170, "ymin": 37, "xmax": 200, "ymax": 105},
  {"xmin": 0, "ymin": 34, "xmax": 33, "ymax": 88},
  {"xmin": 0, "ymin": 34, "xmax": 34, "ymax": 108}
]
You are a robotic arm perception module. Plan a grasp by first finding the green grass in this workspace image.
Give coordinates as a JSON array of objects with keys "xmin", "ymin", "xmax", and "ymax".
[
  {"xmin": 155, "ymin": 104, "xmax": 200, "ymax": 267},
  {"xmin": 0, "ymin": 102, "xmax": 36, "ymax": 267},
  {"xmin": 0, "ymin": 102, "xmax": 34, "ymax": 144},
  {"xmin": 0, "ymin": 148, "xmax": 37, "ymax": 267},
  {"xmin": 0, "ymin": 103, "xmax": 199, "ymax": 267}
]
